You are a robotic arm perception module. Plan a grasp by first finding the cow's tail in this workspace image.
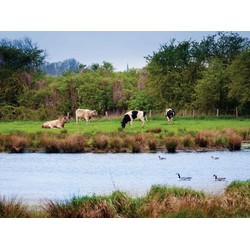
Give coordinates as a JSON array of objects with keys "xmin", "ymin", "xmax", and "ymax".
[{"xmin": 143, "ymin": 111, "xmax": 149, "ymax": 123}]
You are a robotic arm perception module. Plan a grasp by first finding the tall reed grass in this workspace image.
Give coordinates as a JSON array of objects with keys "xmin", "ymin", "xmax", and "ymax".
[{"xmin": 1, "ymin": 181, "xmax": 250, "ymax": 217}]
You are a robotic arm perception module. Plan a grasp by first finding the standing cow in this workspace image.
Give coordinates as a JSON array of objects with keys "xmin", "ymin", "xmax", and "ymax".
[
  {"xmin": 165, "ymin": 108, "xmax": 175, "ymax": 123},
  {"xmin": 121, "ymin": 110, "xmax": 147, "ymax": 128},
  {"xmin": 42, "ymin": 115, "xmax": 70, "ymax": 129},
  {"xmin": 75, "ymin": 109, "xmax": 98, "ymax": 124}
]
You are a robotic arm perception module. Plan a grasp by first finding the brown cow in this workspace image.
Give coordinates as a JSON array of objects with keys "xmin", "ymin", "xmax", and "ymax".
[
  {"xmin": 75, "ymin": 109, "xmax": 98, "ymax": 124},
  {"xmin": 42, "ymin": 116, "xmax": 70, "ymax": 129}
]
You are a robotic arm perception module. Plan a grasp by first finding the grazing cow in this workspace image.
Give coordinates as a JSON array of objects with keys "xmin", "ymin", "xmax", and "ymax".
[
  {"xmin": 165, "ymin": 108, "xmax": 175, "ymax": 123},
  {"xmin": 42, "ymin": 116, "xmax": 70, "ymax": 129},
  {"xmin": 75, "ymin": 109, "xmax": 98, "ymax": 124},
  {"xmin": 121, "ymin": 110, "xmax": 147, "ymax": 128}
]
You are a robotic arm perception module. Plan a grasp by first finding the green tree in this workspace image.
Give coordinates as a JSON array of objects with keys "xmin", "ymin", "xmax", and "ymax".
[{"xmin": 228, "ymin": 49, "xmax": 250, "ymax": 114}]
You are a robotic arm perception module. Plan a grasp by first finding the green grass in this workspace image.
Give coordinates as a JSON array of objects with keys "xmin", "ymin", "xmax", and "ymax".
[
  {"xmin": 0, "ymin": 116, "xmax": 250, "ymax": 135},
  {"xmin": 1, "ymin": 182, "xmax": 250, "ymax": 218}
]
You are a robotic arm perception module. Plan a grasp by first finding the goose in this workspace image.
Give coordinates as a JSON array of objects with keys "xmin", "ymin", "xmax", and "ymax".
[
  {"xmin": 211, "ymin": 156, "xmax": 220, "ymax": 160},
  {"xmin": 158, "ymin": 155, "xmax": 166, "ymax": 160},
  {"xmin": 213, "ymin": 174, "xmax": 226, "ymax": 181},
  {"xmin": 176, "ymin": 173, "xmax": 192, "ymax": 181}
]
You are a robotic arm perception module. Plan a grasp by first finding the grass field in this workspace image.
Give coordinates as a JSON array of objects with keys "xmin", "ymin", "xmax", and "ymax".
[
  {"xmin": 0, "ymin": 116, "xmax": 249, "ymax": 153},
  {"xmin": 0, "ymin": 116, "xmax": 250, "ymax": 135}
]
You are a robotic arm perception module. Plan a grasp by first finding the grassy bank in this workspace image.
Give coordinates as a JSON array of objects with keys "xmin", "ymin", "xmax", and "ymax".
[
  {"xmin": 0, "ymin": 117, "xmax": 249, "ymax": 152},
  {"xmin": 1, "ymin": 180, "xmax": 250, "ymax": 218}
]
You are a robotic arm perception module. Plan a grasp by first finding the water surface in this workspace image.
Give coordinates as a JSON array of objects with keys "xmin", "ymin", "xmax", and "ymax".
[{"xmin": 0, "ymin": 151, "xmax": 249, "ymax": 204}]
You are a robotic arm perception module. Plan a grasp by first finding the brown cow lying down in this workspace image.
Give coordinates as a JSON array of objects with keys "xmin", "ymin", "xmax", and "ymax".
[{"xmin": 42, "ymin": 116, "xmax": 70, "ymax": 129}]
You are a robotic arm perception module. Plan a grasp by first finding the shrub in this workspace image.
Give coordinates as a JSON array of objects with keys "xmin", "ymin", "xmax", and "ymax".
[
  {"xmin": 92, "ymin": 134, "xmax": 109, "ymax": 150},
  {"xmin": 8, "ymin": 134, "xmax": 28, "ymax": 153},
  {"xmin": 38, "ymin": 135, "xmax": 61, "ymax": 153},
  {"xmin": 195, "ymin": 131, "xmax": 210, "ymax": 147},
  {"xmin": 109, "ymin": 136, "xmax": 123, "ymax": 152},
  {"xmin": 148, "ymin": 138, "xmax": 158, "ymax": 151},
  {"xmin": 182, "ymin": 134, "xmax": 194, "ymax": 148},
  {"xmin": 61, "ymin": 134, "xmax": 86, "ymax": 153},
  {"xmin": 224, "ymin": 129, "xmax": 242, "ymax": 150},
  {"xmin": 123, "ymin": 135, "xmax": 136, "ymax": 149},
  {"xmin": 164, "ymin": 136, "xmax": 179, "ymax": 153}
]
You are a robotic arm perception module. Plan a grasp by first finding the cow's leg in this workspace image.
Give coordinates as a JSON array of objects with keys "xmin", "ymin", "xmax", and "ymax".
[
  {"xmin": 85, "ymin": 117, "xmax": 90, "ymax": 125},
  {"xmin": 130, "ymin": 120, "xmax": 133, "ymax": 127},
  {"xmin": 141, "ymin": 118, "xmax": 145, "ymax": 128},
  {"xmin": 167, "ymin": 116, "xmax": 170, "ymax": 123}
]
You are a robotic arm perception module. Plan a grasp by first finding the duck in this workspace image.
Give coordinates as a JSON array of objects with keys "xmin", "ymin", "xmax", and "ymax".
[
  {"xmin": 176, "ymin": 173, "xmax": 192, "ymax": 181},
  {"xmin": 211, "ymin": 156, "xmax": 220, "ymax": 160},
  {"xmin": 158, "ymin": 155, "xmax": 166, "ymax": 160},
  {"xmin": 213, "ymin": 174, "xmax": 226, "ymax": 181}
]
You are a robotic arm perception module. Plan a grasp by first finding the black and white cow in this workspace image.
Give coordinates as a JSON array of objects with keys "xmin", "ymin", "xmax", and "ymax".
[
  {"xmin": 165, "ymin": 108, "xmax": 175, "ymax": 123},
  {"xmin": 121, "ymin": 110, "xmax": 147, "ymax": 128}
]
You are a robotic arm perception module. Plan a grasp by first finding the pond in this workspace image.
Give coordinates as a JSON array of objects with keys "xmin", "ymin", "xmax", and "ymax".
[{"xmin": 0, "ymin": 150, "xmax": 250, "ymax": 204}]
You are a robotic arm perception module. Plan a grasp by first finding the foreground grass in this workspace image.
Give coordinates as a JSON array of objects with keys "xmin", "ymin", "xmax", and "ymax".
[{"xmin": 1, "ymin": 180, "xmax": 250, "ymax": 218}]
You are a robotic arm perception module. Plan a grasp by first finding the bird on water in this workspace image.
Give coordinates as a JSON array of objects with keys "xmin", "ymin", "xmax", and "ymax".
[
  {"xmin": 213, "ymin": 174, "xmax": 226, "ymax": 181},
  {"xmin": 211, "ymin": 156, "xmax": 220, "ymax": 160},
  {"xmin": 176, "ymin": 173, "xmax": 192, "ymax": 181},
  {"xmin": 158, "ymin": 155, "xmax": 166, "ymax": 160}
]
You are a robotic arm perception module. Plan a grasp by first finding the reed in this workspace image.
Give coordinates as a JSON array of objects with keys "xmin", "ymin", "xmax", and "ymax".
[
  {"xmin": 164, "ymin": 136, "xmax": 179, "ymax": 153},
  {"xmin": 0, "ymin": 196, "xmax": 32, "ymax": 218},
  {"xmin": 182, "ymin": 134, "xmax": 195, "ymax": 148},
  {"xmin": 8, "ymin": 134, "xmax": 29, "ymax": 153},
  {"xmin": 61, "ymin": 134, "xmax": 86, "ymax": 153},
  {"xmin": 109, "ymin": 136, "xmax": 123, "ymax": 152},
  {"xmin": 92, "ymin": 134, "xmax": 109, "ymax": 150},
  {"xmin": 148, "ymin": 137, "xmax": 158, "ymax": 151}
]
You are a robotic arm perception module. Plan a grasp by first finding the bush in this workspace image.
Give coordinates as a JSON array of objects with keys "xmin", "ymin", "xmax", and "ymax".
[
  {"xmin": 61, "ymin": 134, "xmax": 86, "ymax": 153},
  {"xmin": 164, "ymin": 136, "xmax": 179, "ymax": 153},
  {"xmin": 8, "ymin": 134, "xmax": 29, "ymax": 153},
  {"xmin": 148, "ymin": 138, "xmax": 158, "ymax": 151},
  {"xmin": 92, "ymin": 134, "xmax": 109, "ymax": 150},
  {"xmin": 109, "ymin": 136, "xmax": 123, "ymax": 152},
  {"xmin": 182, "ymin": 134, "xmax": 194, "ymax": 148},
  {"xmin": 195, "ymin": 131, "xmax": 210, "ymax": 147}
]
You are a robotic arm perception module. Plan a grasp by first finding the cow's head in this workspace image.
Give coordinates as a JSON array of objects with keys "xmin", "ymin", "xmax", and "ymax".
[
  {"xmin": 121, "ymin": 114, "xmax": 131, "ymax": 128},
  {"xmin": 62, "ymin": 116, "xmax": 70, "ymax": 123},
  {"xmin": 91, "ymin": 110, "xmax": 98, "ymax": 117}
]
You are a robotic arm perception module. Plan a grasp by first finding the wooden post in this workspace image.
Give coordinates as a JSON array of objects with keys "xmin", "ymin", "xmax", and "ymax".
[
  {"xmin": 149, "ymin": 110, "xmax": 152, "ymax": 118},
  {"xmin": 236, "ymin": 107, "xmax": 238, "ymax": 118},
  {"xmin": 105, "ymin": 111, "xmax": 108, "ymax": 116},
  {"xmin": 216, "ymin": 109, "xmax": 219, "ymax": 117},
  {"xmin": 192, "ymin": 110, "xmax": 195, "ymax": 117}
]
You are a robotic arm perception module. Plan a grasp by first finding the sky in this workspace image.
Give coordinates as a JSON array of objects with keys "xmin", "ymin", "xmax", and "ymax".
[{"xmin": 1, "ymin": 31, "xmax": 250, "ymax": 71}]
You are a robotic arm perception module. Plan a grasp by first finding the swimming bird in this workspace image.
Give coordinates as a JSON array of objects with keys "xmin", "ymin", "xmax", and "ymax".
[
  {"xmin": 176, "ymin": 173, "xmax": 192, "ymax": 181},
  {"xmin": 211, "ymin": 156, "xmax": 220, "ymax": 160},
  {"xmin": 213, "ymin": 174, "xmax": 226, "ymax": 181},
  {"xmin": 158, "ymin": 155, "xmax": 166, "ymax": 160}
]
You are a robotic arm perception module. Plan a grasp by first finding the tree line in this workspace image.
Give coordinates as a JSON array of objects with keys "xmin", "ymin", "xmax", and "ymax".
[{"xmin": 0, "ymin": 32, "xmax": 250, "ymax": 120}]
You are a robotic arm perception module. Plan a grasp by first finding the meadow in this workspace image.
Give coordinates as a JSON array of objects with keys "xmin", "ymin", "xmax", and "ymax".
[
  {"xmin": 0, "ymin": 116, "xmax": 249, "ymax": 153},
  {"xmin": 0, "ymin": 116, "xmax": 250, "ymax": 134}
]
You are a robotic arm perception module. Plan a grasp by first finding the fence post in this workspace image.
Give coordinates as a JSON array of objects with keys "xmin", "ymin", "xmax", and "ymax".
[
  {"xmin": 192, "ymin": 110, "xmax": 195, "ymax": 117},
  {"xmin": 149, "ymin": 110, "xmax": 152, "ymax": 118},
  {"xmin": 236, "ymin": 107, "xmax": 238, "ymax": 118},
  {"xmin": 105, "ymin": 111, "xmax": 108, "ymax": 116},
  {"xmin": 216, "ymin": 109, "xmax": 219, "ymax": 117}
]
